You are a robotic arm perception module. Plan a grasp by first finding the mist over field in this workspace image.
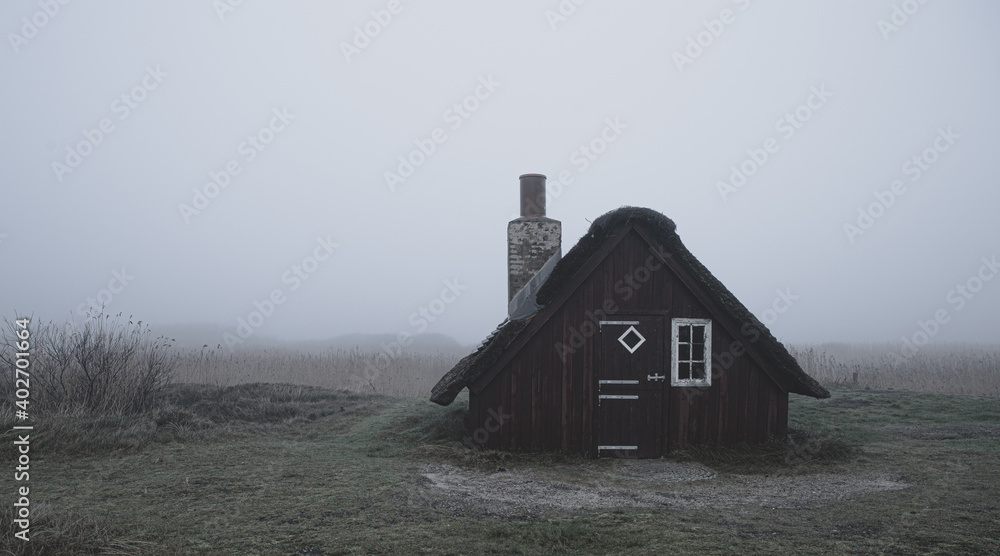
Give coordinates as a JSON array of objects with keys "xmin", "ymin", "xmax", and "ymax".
[
  {"xmin": 3, "ymin": 5, "xmax": 1000, "ymax": 551},
  {"xmin": 1, "ymin": 1, "xmax": 998, "ymax": 352}
]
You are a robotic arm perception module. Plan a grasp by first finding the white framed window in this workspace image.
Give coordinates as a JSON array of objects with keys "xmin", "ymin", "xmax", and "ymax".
[{"xmin": 671, "ymin": 318, "xmax": 712, "ymax": 387}]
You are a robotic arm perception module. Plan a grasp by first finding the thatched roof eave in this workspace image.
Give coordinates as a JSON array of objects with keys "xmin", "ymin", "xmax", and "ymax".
[{"xmin": 429, "ymin": 206, "xmax": 829, "ymax": 405}]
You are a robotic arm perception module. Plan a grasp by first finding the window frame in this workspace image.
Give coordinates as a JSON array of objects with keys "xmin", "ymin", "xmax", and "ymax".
[{"xmin": 670, "ymin": 318, "xmax": 712, "ymax": 388}]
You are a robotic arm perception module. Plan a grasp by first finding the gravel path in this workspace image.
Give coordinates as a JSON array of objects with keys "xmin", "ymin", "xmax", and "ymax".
[{"xmin": 413, "ymin": 461, "xmax": 908, "ymax": 519}]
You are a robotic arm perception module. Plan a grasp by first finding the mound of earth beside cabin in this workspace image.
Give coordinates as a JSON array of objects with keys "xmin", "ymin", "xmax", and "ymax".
[{"xmin": 412, "ymin": 460, "xmax": 909, "ymax": 519}]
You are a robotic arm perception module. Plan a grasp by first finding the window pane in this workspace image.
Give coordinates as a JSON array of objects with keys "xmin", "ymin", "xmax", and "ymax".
[
  {"xmin": 692, "ymin": 343, "xmax": 704, "ymax": 361},
  {"xmin": 679, "ymin": 344, "xmax": 690, "ymax": 361},
  {"xmin": 679, "ymin": 325, "xmax": 690, "ymax": 343},
  {"xmin": 678, "ymin": 362, "xmax": 691, "ymax": 380},
  {"xmin": 692, "ymin": 362, "xmax": 705, "ymax": 380},
  {"xmin": 692, "ymin": 325, "xmax": 704, "ymax": 343}
]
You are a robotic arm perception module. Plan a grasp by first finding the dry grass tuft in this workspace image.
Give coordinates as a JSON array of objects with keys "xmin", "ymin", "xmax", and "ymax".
[{"xmin": 0, "ymin": 502, "xmax": 178, "ymax": 555}]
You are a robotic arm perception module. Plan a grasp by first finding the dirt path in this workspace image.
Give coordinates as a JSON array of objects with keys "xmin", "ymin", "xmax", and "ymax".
[{"xmin": 413, "ymin": 461, "xmax": 909, "ymax": 519}]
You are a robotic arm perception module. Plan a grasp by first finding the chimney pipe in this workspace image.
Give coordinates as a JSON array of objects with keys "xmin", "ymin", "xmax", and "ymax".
[
  {"xmin": 519, "ymin": 173, "xmax": 546, "ymax": 217},
  {"xmin": 508, "ymin": 174, "xmax": 562, "ymax": 312}
]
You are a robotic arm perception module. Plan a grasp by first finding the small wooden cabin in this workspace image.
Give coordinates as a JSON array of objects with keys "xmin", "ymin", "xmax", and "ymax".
[{"xmin": 431, "ymin": 174, "xmax": 829, "ymax": 458}]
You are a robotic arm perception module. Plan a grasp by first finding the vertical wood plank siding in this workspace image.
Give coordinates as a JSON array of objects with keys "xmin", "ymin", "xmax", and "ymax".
[{"xmin": 468, "ymin": 227, "xmax": 789, "ymax": 455}]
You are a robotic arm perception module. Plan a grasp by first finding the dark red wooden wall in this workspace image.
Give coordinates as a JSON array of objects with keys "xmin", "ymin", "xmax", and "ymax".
[{"xmin": 468, "ymin": 225, "xmax": 788, "ymax": 456}]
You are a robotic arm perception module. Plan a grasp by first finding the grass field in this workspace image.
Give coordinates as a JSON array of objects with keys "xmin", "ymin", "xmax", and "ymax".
[{"xmin": 2, "ymin": 383, "xmax": 998, "ymax": 555}]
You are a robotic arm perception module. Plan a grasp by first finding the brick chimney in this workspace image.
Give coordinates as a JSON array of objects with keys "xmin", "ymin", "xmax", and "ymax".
[{"xmin": 508, "ymin": 174, "xmax": 561, "ymax": 318}]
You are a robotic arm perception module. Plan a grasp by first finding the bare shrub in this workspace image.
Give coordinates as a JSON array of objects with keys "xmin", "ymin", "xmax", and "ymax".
[{"xmin": 0, "ymin": 313, "xmax": 177, "ymax": 415}]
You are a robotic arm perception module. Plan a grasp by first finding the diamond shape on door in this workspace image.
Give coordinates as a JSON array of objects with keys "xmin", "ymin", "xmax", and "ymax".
[{"xmin": 617, "ymin": 326, "xmax": 646, "ymax": 354}]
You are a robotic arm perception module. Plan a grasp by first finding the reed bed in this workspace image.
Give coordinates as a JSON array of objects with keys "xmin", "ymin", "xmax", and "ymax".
[
  {"xmin": 171, "ymin": 345, "xmax": 462, "ymax": 398},
  {"xmin": 790, "ymin": 342, "xmax": 1000, "ymax": 397}
]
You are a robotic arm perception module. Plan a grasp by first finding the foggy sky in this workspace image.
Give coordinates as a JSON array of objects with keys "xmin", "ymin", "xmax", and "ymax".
[{"xmin": 1, "ymin": 1, "xmax": 998, "ymax": 349}]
